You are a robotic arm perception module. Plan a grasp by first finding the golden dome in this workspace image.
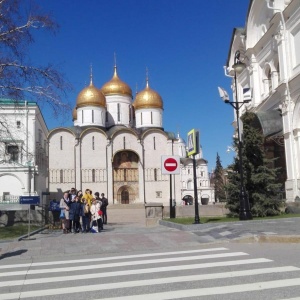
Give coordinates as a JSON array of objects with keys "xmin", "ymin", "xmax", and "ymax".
[
  {"xmin": 76, "ymin": 77, "xmax": 106, "ymax": 108},
  {"xmin": 101, "ymin": 66, "xmax": 132, "ymax": 97},
  {"xmin": 72, "ymin": 107, "xmax": 77, "ymax": 120},
  {"xmin": 133, "ymin": 79, "xmax": 163, "ymax": 109}
]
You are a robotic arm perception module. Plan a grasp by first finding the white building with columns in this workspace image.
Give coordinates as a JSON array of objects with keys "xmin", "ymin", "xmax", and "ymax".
[
  {"xmin": 0, "ymin": 99, "xmax": 48, "ymax": 207},
  {"xmin": 225, "ymin": 0, "xmax": 300, "ymax": 201}
]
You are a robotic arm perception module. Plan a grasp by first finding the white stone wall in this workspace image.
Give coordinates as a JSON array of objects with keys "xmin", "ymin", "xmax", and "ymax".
[
  {"xmin": 0, "ymin": 102, "xmax": 48, "ymax": 201},
  {"xmin": 227, "ymin": 0, "xmax": 300, "ymax": 201},
  {"xmin": 106, "ymin": 95, "xmax": 133, "ymax": 127},
  {"xmin": 76, "ymin": 106, "xmax": 106, "ymax": 127},
  {"xmin": 135, "ymin": 108, "xmax": 163, "ymax": 128}
]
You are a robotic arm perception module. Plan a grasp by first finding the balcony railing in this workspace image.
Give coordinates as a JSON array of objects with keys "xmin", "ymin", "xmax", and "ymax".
[{"xmin": 0, "ymin": 195, "xmax": 20, "ymax": 204}]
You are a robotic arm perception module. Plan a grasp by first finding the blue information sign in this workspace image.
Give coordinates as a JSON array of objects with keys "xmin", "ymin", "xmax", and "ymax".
[{"xmin": 19, "ymin": 196, "xmax": 40, "ymax": 205}]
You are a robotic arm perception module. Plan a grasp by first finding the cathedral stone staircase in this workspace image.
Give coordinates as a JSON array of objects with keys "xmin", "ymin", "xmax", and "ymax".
[{"xmin": 107, "ymin": 203, "xmax": 147, "ymax": 227}]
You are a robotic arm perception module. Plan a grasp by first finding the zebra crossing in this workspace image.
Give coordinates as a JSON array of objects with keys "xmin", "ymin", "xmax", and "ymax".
[{"xmin": 1, "ymin": 247, "xmax": 300, "ymax": 299}]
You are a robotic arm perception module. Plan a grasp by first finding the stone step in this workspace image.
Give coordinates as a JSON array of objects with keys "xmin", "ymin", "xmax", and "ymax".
[{"xmin": 108, "ymin": 203, "xmax": 145, "ymax": 209}]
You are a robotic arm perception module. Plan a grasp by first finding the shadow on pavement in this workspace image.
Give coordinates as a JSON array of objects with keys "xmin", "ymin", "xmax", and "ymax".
[{"xmin": 0, "ymin": 249, "xmax": 27, "ymax": 260}]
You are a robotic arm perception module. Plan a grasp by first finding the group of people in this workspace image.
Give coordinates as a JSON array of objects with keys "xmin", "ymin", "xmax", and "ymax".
[{"xmin": 59, "ymin": 188, "xmax": 108, "ymax": 234}]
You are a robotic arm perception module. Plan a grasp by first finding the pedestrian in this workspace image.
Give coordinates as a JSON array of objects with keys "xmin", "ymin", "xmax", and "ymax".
[
  {"xmin": 100, "ymin": 193, "xmax": 108, "ymax": 224},
  {"xmin": 90, "ymin": 198, "xmax": 102, "ymax": 232},
  {"xmin": 77, "ymin": 190, "xmax": 83, "ymax": 202},
  {"xmin": 83, "ymin": 189, "xmax": 93, "ymax": 207},
  {"xmin": 68, "ymin": 192, "xmax": 76, "ymax": 232},
  {"xmin": 69, "ymin": 196, "xmax": 82, "ymax": 233},
  {"xmin": 81, "ymin": 197, "xmax": 90, "ymax": 233},
  {"xmin": 69, "ymin": 188, "xmax": 77, "ymax": 201},
  {"xmin": 59, "ymin": 191, "xmax": 71, "ymax": 234},
  {"xmin": 94, "ymin": 192, "xmax": 103, "ymax": 230},
  {"xmin": 76, "ymin": 190, "xmax": 83, "ymax": 230}
]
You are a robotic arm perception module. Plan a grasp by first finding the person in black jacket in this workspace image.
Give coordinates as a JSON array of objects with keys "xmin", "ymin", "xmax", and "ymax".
[
  {"xmin": 69, "ymin": 196, "xmax": 82, "ymax": 233},
  {"xmin": 100, "ymin": 193, "xmax": 108, "ymax": 224}
]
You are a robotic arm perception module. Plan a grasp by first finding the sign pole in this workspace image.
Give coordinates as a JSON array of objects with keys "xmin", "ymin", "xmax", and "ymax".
[
  {"xmin": 23, "ymin": 205, "xmax": 36, "ymax": 240},
  {"xmin": 28, "ymin": 205, "xmax": 31, "ymax": 238},
  {"xmin": 169, "ymin": 174, "xmax": 176, "ymax": 218},
  {"xmin": 161, "ymin": 155, "xmax": 180, "ymax": 219},
  {"xmin": 19, "ymin": 196, "xmax": 39, "ymax": 241},
  {"xmin": 187, "ymin": 129, "xmax": 200, "ymax": 224},
  {"xmin": 193, "ymin": 154, "xmax": 200, "ymax": 224}
]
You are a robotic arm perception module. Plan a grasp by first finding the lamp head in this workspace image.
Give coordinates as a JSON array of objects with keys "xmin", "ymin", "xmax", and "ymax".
[{"xmin": 232, "ymin": 61, "xmax": 246, "ymax": 74}]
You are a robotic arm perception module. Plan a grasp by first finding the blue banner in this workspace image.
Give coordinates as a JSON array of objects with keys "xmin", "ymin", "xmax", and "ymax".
[{"xmin": 19, "ymin": 196, "xmax": 40, "ymax": 205}]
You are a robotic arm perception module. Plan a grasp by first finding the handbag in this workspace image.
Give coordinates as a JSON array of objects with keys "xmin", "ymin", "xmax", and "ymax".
[
  {"xmin": 59, "ymin": 210, "xmax": 65, "ymax": 219},
  {"xmin": 98, "ymin": 210, "xmax": 103, "ymax": 216}
]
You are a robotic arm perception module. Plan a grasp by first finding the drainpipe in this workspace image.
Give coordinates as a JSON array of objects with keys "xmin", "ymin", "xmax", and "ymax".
[
  {"xmin": 266, "ymin": 0, "xmax": 297, "ymax": 199},
  {"xmin": 106, "ymin": 139, "xmax": 111, "ymax": 200},
  {"xmin": 74, "ymin": 127, "xmax": 80, "ymax": 190},
  {"xmin": 141, "ymin": 139, "xmax": 146, "ymax": 204},
  {"xmin": 25, "ymin": 101, "xmax": 29, "ymax": 163}
]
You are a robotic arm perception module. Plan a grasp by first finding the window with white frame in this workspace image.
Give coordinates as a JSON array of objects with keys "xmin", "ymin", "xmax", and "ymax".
[{"xmin": 7, "ymin": 145, "xmax": 19, "ymax": 162}]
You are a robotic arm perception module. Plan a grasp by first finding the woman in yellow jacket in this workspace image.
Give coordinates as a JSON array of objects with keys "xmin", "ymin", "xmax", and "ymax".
[{"xmin": 83, "ymin": 189, "xmax": 93, "ymax": 207}]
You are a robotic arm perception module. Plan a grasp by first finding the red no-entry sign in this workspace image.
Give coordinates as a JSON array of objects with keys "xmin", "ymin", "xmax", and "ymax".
[{"xmin": 161, "ymin": 156, "xmax": 180, "ymax": 174}]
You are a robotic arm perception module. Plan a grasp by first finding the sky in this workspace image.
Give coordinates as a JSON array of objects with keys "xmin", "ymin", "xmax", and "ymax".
[{"xmin": 30, "ymin": 0, "xmax": 250, "ymax": 171}]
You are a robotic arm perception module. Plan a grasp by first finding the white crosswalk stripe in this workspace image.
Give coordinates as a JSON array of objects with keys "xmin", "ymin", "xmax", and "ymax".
[{"xmin": 0, "ymin": 247, "xmax": 300, "ymax": 299}]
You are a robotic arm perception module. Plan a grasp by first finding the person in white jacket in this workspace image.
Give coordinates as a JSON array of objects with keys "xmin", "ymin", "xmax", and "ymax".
[
  {"xmin": 90, "ymin": 198, "xmax": 102, "ymax": 232},
  {"xmin": 59, "ymin": 191, "xmax": 71, "ymax": 234}
]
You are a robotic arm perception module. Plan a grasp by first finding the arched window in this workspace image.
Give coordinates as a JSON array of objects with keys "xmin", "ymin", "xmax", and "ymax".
[
  {"xmin": 263, "ymin": 65, "xmax": 272, "ymax": 95},
  {"xmin": 151, "ymin": 111, "xmax": 153, "ymax": 124},
  {"xmin": 60, "ymin": 136, "xmax": 63, "ymax": 150},
  {"xmin": 117, "ymin": 103, "xmax": 120, "ymax": 122},
  {"xmin": 154, "ymin": 168, "xmax": 157, "ymax": 181},
  {"xmin": 129, "ymin": 105, "xmax": 131, "ymax": 122},
  {"xmin": 268, "ymin": 69, "xmax": 272, "ymax": 92},
  {"xmin": 92, "ymin": 169, "xmax": 95, "ymax": 182},
  {"xmin": 92, "ymin": 136, "xmax": 95, "ymax": 150},
  {"xmin": 153, "ymin": 136, "xmax": 156, "ymax": 150},
  {"xmin": 92, "ymin": 110, "xmax": 94, "ymax": 123},
  {"xmin": 275, "ymin": 61, "xmax": 280, "ymax": 87},
  {"xmin": 60, "ymin": 169, "xmax": 63, "ymax": 183}
]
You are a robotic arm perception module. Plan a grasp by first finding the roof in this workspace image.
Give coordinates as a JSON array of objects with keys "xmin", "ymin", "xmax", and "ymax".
[{"xmin": 0, "ymin": 98, "xmax": 37, "ymax": 107}]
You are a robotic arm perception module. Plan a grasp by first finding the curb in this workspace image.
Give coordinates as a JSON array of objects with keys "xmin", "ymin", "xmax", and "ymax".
[
  {"xmin": 159, "ymin": 219, "xmax": 229, "ymax": 232},
  {"xmin": 17, "ymin": 226, "xmax": 46, "ymax": 241},
  {"xmin": 233, "ymin": 235, "xmax": 300, "ymax": 244},
  {"xmin": 0, "ymin": 226, "xmax": 46, "ymax": 243},
  {"xmin": 159, "ymin": 219, "xmax": 300, "ymax": 244}
]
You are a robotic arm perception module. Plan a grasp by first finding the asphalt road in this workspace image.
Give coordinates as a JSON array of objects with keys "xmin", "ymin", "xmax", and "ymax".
[
  {"xmin": 1, "ymin": 242, "xmax": 300, "ymax": 299},
  {"xmin": 0, "ymin": 217, "xmax": 300, "ymax": 299}
]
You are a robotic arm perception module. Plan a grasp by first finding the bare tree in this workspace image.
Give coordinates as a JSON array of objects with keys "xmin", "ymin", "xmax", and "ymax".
[{"xmin": 0, "ymin": 0, "xmax": 71, "ymax": 117}]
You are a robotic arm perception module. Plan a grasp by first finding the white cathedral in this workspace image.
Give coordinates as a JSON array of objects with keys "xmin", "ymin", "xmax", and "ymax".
[{"xmin": 0, "ymin": 65, "xmax": 214, "ymax": 208}]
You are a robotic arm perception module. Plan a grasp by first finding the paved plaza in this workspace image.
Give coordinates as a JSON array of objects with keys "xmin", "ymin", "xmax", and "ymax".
[{"xmin": 0, "ymin": 207, "xmax": 300, "ymax": 261}]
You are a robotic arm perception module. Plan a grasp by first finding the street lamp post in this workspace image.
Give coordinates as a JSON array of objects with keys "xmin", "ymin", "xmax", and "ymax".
[{"xmin": 222, "ymin": 51, "xmax": 252, "ymax": 221}]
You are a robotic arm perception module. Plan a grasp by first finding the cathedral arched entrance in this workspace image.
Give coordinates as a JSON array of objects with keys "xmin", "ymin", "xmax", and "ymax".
[
  {"xmin": 121, "ymin": 189, "xmax": 129, "ymax": 204},
  {"xmin": 116, "ymin": 186, "xmax": 135, "ymax": 204},
  {"xmin": 113, "ymin": 151, "xmax": 139, "ymax": 204}
]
